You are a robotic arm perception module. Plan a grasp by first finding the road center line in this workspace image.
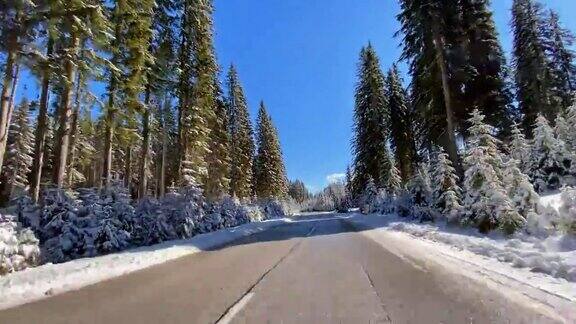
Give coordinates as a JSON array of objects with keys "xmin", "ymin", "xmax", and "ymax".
[
  {"xmin": 215, "ymin": 292, "xmax": 255, "ymax": 324},
  {"xmin": 214, "ymin": 227, "xmax": 308, "ymax": 324}
]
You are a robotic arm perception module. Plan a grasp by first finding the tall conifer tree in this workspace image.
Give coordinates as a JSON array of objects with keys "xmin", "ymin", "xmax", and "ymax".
[
  {"xmin": 226, "ymin": 65, "xmax": 254, "ymax": 200},
  {"xmin": 254, "ymin": 102, "xmax": 288, "ymax": 199},
  {"xmin": 512, "ymin": 0, "xmax": 555, "ymax": 132},
  {"xmin": 352, "ymin": 44, "xmax": 390, "ymax": 196},
  {"xmin": 178, "ymin": 0, "xmax": 217, "ymax": 187},
  {"xmin": 386, "ymin": 64, "xmax": 417, "ymax": 182}
]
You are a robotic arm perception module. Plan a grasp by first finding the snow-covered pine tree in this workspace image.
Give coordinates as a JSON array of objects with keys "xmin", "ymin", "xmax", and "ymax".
[
  {"xmin": 132, "ymin": 197, "xmax": 175, "ymax": 246},
  {"xmin": 431, "ymin": 148, "xmax": 462, "ymax": 222},
  {"xmin": 359, "ymin": 177, "xmax": 378, "ymax": 214},
  {"xmin": 352, "ymin": 44, "xmax": 390, "ymax": 196},
  {"xmin": 502, "ymin": 158, "xmax": 540, "ymax": 222},
  {"xmin": 529, "ymin": 114, "xmax": 572, "ymax": 192},
  {"xmin": 2, "ymin": 99, "xmax": 34, "ymax": 199},
  {"xmin": 161, "ymin": 185, "xmax": 206, "ymax": 238},
  {"xmin": 508, "ymin": 122, "xmax": 531, "ymax": 173},
  {"xmin": 463, "ymin": 109, "xmax": 525, "ymax": 234},
  {"xmin": 407, "ymin": 163, "xmax": 434, "ymax": 221},
  {"xmin": 226, "ymin": 65, "xmax": 255, "ymax": 201},
  {"xmin": 0, "ymin": 214, "xmax": 40, "ymax": 275},
  {"xmin": 254, "ymin": 102, "xmax": 288, "ymax": 199},
  {"xmin": 556, "ymin": 103, "xmax": 576, "ymax": 152},
  {"xmin": 386, "ymin": 160, "xmax": 402, "ymax": 198}
]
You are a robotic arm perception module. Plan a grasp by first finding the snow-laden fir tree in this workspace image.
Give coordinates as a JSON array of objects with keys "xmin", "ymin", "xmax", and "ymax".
[
  {"xmin": 359, "ymin": 177, "xmax": 379, "ymax": 214},
  {"xmin": 254, "ymin": 102, "xmax": 288, "ymax": 199},
  {"xmin": 529, "ymin": 114, "xmax": 572, "ymax": 192},
  {"xmin": 161, "ymin": 185, "xmax": 206, "ymax": 238},
  {"xmin": 2, "ymin": 99, "xmax": 34, "ymax": 199},
  {"xmin": 502, "ymin": 158, "xmax": 540, "ymax": 222},
  {"xmin": 431, "ymin": 148, "xmax": 462, "ymax": 222},
  {"xmin": 463, "ymin": 109, "xmax": 525, "ymax": 234},
  {"xmin": 508, "ymin": 122, "xmax": 531, "ymax": 173},
  {"xmin": 555, "ymin": 103, "xmax": 576, "ymax": 152},
  {"xmin": 352, "ymin": 44, "xmax": 390, "ymax": 195},
  {"xmin": 226, "ymin": 65, "xmax": 255, "ymax": 200},
  {"xmin": 408, "ymin": 163, "xmax": 433, "ymax": 221},
  {"xmin": 386, "ymin": 160, "xmax": 402, "ymax": 198},
  {"xmin": 0, "ymin": 214, "xmax": 40, "ymax": 275},
  {"xmin": 132, "ymin": 197, "xmax": 175, "ymax": 246}
]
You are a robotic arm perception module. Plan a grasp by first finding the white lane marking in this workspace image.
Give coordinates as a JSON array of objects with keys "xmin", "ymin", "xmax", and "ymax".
[{"xmin": 215, "ymin": 292, "xmax": 255, "ymax": 324}]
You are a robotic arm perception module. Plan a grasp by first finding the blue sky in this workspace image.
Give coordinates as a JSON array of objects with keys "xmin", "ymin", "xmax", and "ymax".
[
  {"xmin": 12, "ymin": 1, "xmax": 576, "ymax": 193},
  {"xmin": 213, "ymin": 0, "xmax": 576, "ymax": 193}
]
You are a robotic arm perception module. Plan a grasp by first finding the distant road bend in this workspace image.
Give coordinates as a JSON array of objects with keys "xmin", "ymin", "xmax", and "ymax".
[{"xmin": 0, "ymin": 214, "xmax": 565, "ymax": 323}]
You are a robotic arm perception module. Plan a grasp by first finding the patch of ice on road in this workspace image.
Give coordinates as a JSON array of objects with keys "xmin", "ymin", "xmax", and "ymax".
[{"xmin": 0, "ymin": 219, "xmax": 288, "ymax": 310}]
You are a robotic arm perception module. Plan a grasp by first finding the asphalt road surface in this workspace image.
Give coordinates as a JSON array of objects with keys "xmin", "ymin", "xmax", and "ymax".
[{"xmin": 0, "ymin": 214, "xmax": 564, "ymax": 323}]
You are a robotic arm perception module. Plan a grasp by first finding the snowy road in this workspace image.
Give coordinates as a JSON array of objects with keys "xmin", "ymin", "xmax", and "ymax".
[{"xmin": 0, "ymin": 214, "xmax": 566, "ymax": 323}]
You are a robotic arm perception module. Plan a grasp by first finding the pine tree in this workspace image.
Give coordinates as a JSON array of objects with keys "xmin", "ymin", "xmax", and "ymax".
[
  {"xmin": 529, "ymin": 114, "xmax": 572, "ymax": 192},
  {"xmin": 397, "ymin": 0, "xmax": 462, "ymax": 171},
  {"xmin": 352, "ymin": 44, "xmax": 390, "ymax": 196},
  {"xmin": 2, "ymin": 99, "xmax": 34, "ymax": 198},
  {"xmin": 254, "ymin": 102, "xmax": 288, "ymax": 199},
  {"xmin": 508, "ymin": 122, "xmax": 531, "ymax": 173},
  {"xmin": 178, "ymin": 0, "xmax": 217, "ymax": 187},
  {"xmin": 386, "ymin": 160, "xmax": 403, "ymax": 197},
  {"xmin": 556, "ymin": 103, "xmax": 576, "ymax": 151},
  {"xmin": 205, "ymin": 79, "xmax": 231, "ymax": 201},
  {"xmin": 386, "ymin": 64, "xmax": 418, "ymax": 181},
  {"xmin": 512, "ymin": 0, "xmax": 556, "ymax": 132},
  {"xmin": 0, "ymin": 0, "xmax": 38, "ymax": 177},
  {"xmin": 288, "ymin": 180, "xmax": 309, "ymax": 204},
  {"xmin": 463, "ymin": 109, "xmax": 525, "ymax": 234},
  {"xmin": 458, "ymin": 0, "xmax": 515, "ymax": 132},
  {"xmin": 226, "ymin": 65, "xmax": 255, "ymax": 200},
  {"xmin": 543, "ymin": 10, "xmax": 575, "ymax": 112},
  {"xmin": 52, "ymin": 1, "xmax": 113, "ymax": 187},
  {"xmin": 431, "ymin": 147, "xmax": 462, "ymax": 221},
  {"xmin": 502, "ymin": 158, "xmax": 540, "ymax": 220}
]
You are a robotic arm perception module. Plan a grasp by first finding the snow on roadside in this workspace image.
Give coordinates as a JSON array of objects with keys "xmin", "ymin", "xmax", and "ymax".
[
  {"xmin": 0, "ymin": 219, "xmax": 288, "ymax": 310},
  {"xmin": 541, "ymin": 192, "xmax": 563, "ymax": 211}
]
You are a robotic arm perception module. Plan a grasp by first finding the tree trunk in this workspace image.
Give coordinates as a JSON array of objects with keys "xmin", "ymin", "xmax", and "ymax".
[
  {"xmin": 30, "ymin": 38, "xmax": 54, "ymax": 202},
  {"xmin": 431, "ymin": 19, "xmax": 461, "ymax": 174},
  {"xmin": 52, "ymin": 33, "xmax": 80, "ymax": 187},
  {"xmin": 0, "ymin": 49, "xmax": 17, "ymax": 177},
  {"xmin": 138, "ymin": 88, "xmax": 151, "ymax": 199},
  {"xmin": 124, "ymin": 147, "xmax": 132, "ymax": 189},
  {"xmin": 158, "ymin": 97, "xmax": 169, "ymax": 197},
  {"xmin": 66, "ymin": 73, "xmax": 83, "ymax": 186}
]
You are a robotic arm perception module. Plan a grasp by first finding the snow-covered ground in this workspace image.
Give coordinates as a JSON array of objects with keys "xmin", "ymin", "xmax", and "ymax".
[
  {"xmin": 0, "ymin": 219, "xmax": 289, "ymax": 310},
  {"xmin": 343, "ymin": 208, "xmax": 576, "ymax": 321}
]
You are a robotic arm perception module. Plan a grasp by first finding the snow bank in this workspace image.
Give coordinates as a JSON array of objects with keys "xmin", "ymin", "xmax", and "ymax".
[
  {"xmin": 541, "ymin": 192, "xmax": 563, "ymax": 211},
  {"xmin": 0, "ymin": 219, "xmax": 288, "ymax": 310}
]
